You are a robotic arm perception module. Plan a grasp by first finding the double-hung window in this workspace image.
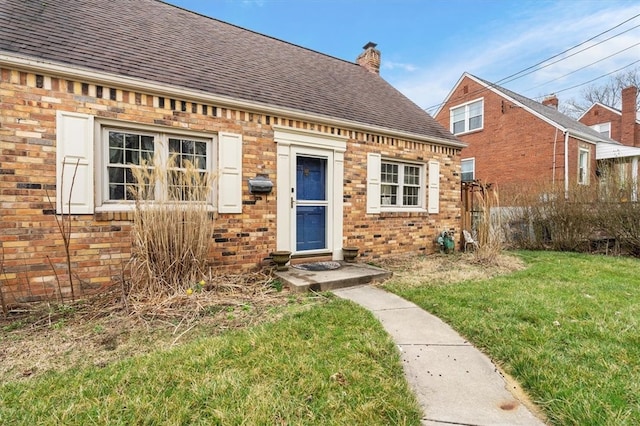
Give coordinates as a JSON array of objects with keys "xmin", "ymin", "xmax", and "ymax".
[
  {"xmin": 380, "ymin": 161, "xmax": 423, "ymax": 208},
  {"xmin": 451, "ymin": 99, "xmax": 483, "ymax": 135},
  {"xmin": 461, "ymin": 158, "xmax": 475, "ymax": 182},
  {"xmin": 578, "ymin": 148, "xmax": 589, "ymax": 185},
  {"xmin": 103, "ymin": 127, "xmax": 213, "ymax": 204}
]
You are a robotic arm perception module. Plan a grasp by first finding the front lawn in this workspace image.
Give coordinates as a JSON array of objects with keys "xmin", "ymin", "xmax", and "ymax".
[
  {"xmin": 384, "ymin": 251, "xmax": 640, "ymax": 425},
  {"xmin": 0, "ymin": 300, "xmax": 421, "ymax": 425}
]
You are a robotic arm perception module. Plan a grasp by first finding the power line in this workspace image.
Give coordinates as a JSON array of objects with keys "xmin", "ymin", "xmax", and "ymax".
[
  {"xmin": 494, "ymin": 13, "xmax": 640, "ymax": 86},
  {"xmin": 424, "ymin": 13, "xmax": 640, "ymax": 113},
  {"xmin": 541, "ymin": 58, "xmax": 640, "ymax": 97},
  {"xmin": 500, "ymin": 22, "xmax": 640, "ymax": 87},
  {"xmin": 523, "ymin": 42, "xmax": 640, "ymax": 94}
]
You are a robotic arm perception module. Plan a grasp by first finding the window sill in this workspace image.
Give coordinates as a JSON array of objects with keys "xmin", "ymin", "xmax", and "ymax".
[{"xmin": 453, "ymin": 127, "xmax": 484, "ymax": 137}]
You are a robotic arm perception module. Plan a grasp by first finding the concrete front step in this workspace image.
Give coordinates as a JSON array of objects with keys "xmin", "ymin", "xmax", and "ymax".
[{"xmin": 274, "ymin": 262, "xmax": 392, "ymax": 293}]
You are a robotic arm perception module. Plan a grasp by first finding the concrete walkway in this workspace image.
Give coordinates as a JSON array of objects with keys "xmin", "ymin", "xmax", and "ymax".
[{"xmin": 332, "ymin": 285, "xmax": 547, "ymax": 426}]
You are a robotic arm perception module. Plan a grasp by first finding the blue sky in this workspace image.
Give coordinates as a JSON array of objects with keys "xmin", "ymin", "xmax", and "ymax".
[{"xmin": 166, "ymin": 0, "xmax": 640, "ymax": 115}]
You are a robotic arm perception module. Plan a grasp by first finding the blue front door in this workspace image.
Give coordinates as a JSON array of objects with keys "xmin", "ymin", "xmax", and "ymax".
[{"xmin": 296, "ymin": 156, "xmax": 327, "ymax": 251}]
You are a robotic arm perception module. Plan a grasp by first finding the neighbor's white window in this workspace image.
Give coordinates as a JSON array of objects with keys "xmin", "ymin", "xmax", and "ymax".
[
  {"xmin": 590, "ymin": 122, "xmax": 611, "ymax": 138},
  {"xmin": 451, "ymin": 99, "xmax": 483, "ymax": 134},
  {"xmin": 380, "ymin": 161, "xmax": 423, "ymax": 208},
  {"xmin": 578, "ymin": 148, "xmax": 589, "ymax": 185},
  {"xmin": 461, "ymin": 158, "xmax": 475, "ymax": 182}
]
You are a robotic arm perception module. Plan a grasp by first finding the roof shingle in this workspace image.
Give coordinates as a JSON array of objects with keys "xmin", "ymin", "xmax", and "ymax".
[{"xmin": 0, "ymin": 0, "xmax": 459, "ymax": 144}]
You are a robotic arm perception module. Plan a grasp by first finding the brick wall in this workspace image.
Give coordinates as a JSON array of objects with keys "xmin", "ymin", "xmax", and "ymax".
[
  {"xmin": 0, "ymin": 67, "xmax": 461, "ymax": 303},
  {"xmin": 435, "ymin": 76, "xmax": 597, "ymax": 198},
  {"xmin": 579, "ymin": 105, "xmax": 623, "ymax": 142}
]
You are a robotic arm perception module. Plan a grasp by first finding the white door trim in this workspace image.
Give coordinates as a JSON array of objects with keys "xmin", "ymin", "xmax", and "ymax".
[{"xmin": 275, "ymin": 128, "xmax": 346, "ymax": 259}]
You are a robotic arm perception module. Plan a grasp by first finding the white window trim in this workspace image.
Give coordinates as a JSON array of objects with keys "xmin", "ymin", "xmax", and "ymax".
[
  {"xmin": 590, "ymin": 122, "xmax": 611, "ymax": 138},
  {"xmin": 578, "ymin": 148, "xmax": 590, "ymax": 185},
  {"xmin": 450, "ymin": 98, "xmax": 484, "ymax": 135},
  {"xmin": 380, "ymin": 160, "xmax": 425, "ymax": 210},
  {"xmin": 461, "ymin": 157, "xmax": 475, "ymax": 182},
  {"xmin": 95, "ymin": 120, "xmax": 217, "ymax": 211}
]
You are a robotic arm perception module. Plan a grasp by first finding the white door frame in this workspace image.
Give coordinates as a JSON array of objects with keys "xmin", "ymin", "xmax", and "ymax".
[{"xmin": 274, "ymin": 126, "xmax": 346, "ymax": 258}]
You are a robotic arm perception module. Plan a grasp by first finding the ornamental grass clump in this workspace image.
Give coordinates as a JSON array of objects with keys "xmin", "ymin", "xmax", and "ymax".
[{"xmin": 128, "ymin": 156, "xmax": 214, "ymax": 299}]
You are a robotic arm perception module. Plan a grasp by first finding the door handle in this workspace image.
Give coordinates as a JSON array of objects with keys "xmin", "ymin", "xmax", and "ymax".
[{"xmin": 291, "ymin": 197, "xmax": 295, "ymax": 208}]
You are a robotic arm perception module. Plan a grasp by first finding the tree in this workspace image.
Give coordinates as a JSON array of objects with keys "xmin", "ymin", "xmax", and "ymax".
[{"xmin": 561, "ymin": 67, "xmax": 640, "ymax": 118}]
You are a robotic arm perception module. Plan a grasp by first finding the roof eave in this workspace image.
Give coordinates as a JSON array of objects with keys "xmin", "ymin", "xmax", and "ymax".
[{"xmin": 0, "ymin": 52, "xmax": 465, "ymax": 149}]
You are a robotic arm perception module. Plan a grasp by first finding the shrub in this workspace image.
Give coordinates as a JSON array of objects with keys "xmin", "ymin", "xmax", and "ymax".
[{"xmin": 128, "ymin": 156, "xmax": 214, "ymax": 299}]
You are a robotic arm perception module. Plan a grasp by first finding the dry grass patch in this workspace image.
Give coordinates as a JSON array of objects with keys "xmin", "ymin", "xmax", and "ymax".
[
  {"xmin": 0, "ymin": 270, "xmax": 318, "ymax": 383},
  {"xmin": 376, "ymin": 252, "xmax": 526, "ymax": 287}
]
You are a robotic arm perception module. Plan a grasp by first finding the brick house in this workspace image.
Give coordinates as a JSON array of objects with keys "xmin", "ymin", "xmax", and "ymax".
[
  {"xmin": 434, "ymin": 73, "xmax": 614, "ymax": 199},
  {"xmin": 0, "ymin": 0, "xmax": 464, "ymax": 303},
  {"xmin": 579, "ymin": 86, "xmax": 640, "ymax": 200}
]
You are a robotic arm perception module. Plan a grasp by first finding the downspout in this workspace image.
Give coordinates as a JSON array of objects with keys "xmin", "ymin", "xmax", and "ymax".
[
  {"xmin": 552, "ymin": 127, "xmax": 559, "ymax": 188},
  {"xmin": 564, "ymin": 130, "xmax": 569, "ymax": 199},
  {"xmin": 633, "ymin": 157, "xmax": 638, "ymax": 202}
]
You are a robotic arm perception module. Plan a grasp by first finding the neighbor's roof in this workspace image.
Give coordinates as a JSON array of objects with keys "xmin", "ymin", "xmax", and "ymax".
[
  {"xmin": 578, "ymin": 102, "xmax": 640, "ymax": 124},
  {"xmin": 440, "ymin": 73, "xmax": 617, "ymax": 145},
  {"xmin": 0, "ymin": 0, "xmax": 460, "ymax": 145}
]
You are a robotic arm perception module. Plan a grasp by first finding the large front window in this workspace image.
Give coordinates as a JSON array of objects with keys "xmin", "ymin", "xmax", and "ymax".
[
  {"xmin": 381, "ymin": 161, "xmax": 423, "ymax": 208},
  {"xmin": 451, "ymin": 99, "xmax": 483, "ymax": 135},
  {"xmin": 103, "ymin": 128, "xmax": 212, "ymax": 203}
]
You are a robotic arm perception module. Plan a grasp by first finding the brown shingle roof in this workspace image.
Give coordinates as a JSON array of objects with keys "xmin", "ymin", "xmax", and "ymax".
[{"xmin": 0, "ymin": 0, "xmax": 459, "ymax": 144}]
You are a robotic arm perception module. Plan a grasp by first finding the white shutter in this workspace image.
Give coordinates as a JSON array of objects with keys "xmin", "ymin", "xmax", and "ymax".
[
  {"xmin": 56, "ymin": 111, "xmax": 94, "ymax": 214},
  {"xmin": 218, "ymin": 132, "xmax": 243, "ymax": 213},
  {"xmin": 428, "ymin": 160, "xmax": 440, "ymax": 214},
  {"xmin": 366, "ymin": 153, "xmax": 381, "ymax": 214}
]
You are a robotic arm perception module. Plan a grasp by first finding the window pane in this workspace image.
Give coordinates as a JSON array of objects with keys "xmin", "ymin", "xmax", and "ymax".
[
  {"xmin": 125, "ymin": 149, "xmax": 139, "ymax": 165},
  {"xmin": 453, "ymin": 120, "xmax": 465, "ymax": 134},
  {"xmin": 141, "ymin": 135, "xmax": 154, "ymax": 152},
  {"xmin": 452, "ymin": 106, "xmax": 465, "ymax": 122},
  {"xmin": 109, "ymin": 148, "xmax": 123, "ymax": 164},
  {"xmin": 125, "ymin": 134, "xmax": 140, "ymax": 150},
  {"xmin": 109, "ymin": 132, "xmax": 124, "ymax": 148},
  {"xmin": 169, "ymin": 138, "xmax": 180, "ymax": 153},
  {"xmin": 468, "ymin": 100, "xmax": 482, "ymax": 117},
  {"xmin": 195, "ymin": 142, "xmax": 207, "ymax": 156},
  {"xmin": 469, "ymin": 115, "xmax": 482, "ymax": 130},
  {"xmin": 461, "ymin": 172, "xmax": 474, "ymax": 182}
]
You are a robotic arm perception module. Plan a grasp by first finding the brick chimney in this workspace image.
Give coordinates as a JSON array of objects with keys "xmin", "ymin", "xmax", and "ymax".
[
  {"xmin": 357, "ymin": 42, "xmax": 380, "ymax": 74},
  {"xmin": 621, "ymin": 85, "xmax": 638, "ymax": 147},
  {"xmin": 542, "ymin": 95, "xmax": 558, "ymax": 109}
]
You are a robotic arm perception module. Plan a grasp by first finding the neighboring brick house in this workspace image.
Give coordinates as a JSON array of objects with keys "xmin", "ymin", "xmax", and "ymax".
[
  {"xmin": 434, "ymin": 73, "xmax": 614, "ymax": 199},
  {"xmin": 579, "ymin": 86, "xmax": 640, "ymax": 200},
  {"xmin": 0, "ymin": 0, "xmax": 464, "ymax": 303}
]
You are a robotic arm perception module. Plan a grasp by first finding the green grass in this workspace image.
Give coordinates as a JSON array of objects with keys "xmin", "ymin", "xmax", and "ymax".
[
  {"xmin": 0, "ymin": 300, "xmax": 421, "ymax": 425},
  {"xmin": 384, "ymin": 251, "xmax": 640, "ymax": 426}
]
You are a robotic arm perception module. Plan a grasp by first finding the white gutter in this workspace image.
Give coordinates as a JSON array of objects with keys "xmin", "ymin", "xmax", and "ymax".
[{"xmin": 0, "ymin": 52, "xmax": 466, "ymax": 149}]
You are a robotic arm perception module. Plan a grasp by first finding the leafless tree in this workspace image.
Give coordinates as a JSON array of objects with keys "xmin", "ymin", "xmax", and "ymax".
[{"xmin": 561, "ymin": 67, "xmax": 640, "ymax": 118}]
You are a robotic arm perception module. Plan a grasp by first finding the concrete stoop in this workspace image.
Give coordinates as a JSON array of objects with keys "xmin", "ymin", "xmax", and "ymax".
[{"xmin": 274, "ymin": 262, "xmax": 391, "ymax": 293}]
